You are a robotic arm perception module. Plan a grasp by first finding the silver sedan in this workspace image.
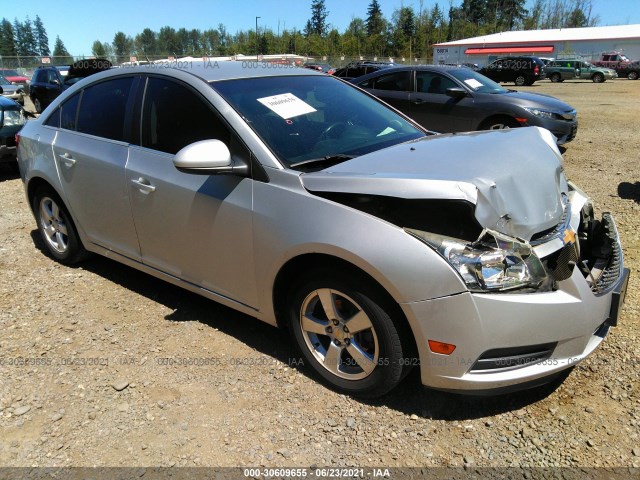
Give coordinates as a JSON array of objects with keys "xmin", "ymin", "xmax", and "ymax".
[{"xmin": 16, "ymin": 61, "xmax": 629, "ymax": 397}]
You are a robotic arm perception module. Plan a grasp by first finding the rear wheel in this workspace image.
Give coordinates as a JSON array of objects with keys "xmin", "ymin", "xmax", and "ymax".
[
  {"xmin": 550, "ymin": 73, "xmax": 562, "ymax": 83},
  {"xmin": 514, "ymin": 75, "xmax": 526, "ymax": 86},
  {"xmin": 33, "ymin": 187, "xmax": 89, "ymax": 264},
  {"xmin": 628, "ymin": 71, "xmax": 639, "ymax": 80},
  {"xmin": 592, "ymin": 73, "xmax": 605, "ymax": 83},
  {"xmin": 34, "ymin": 97, "xmax": 43, "ymax": 114},
  {"xmin": 287, "ymin": 270, "xmax": 405, "ymax": 398}
]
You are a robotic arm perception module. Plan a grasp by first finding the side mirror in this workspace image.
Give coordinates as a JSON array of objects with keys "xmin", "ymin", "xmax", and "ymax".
[
  {"xmin": 173, "ymin": 139, "xmax": 248, "ymax": 176},
  {"xmin": 445, "ymin": 87, "xmax": 468, "ymax": 99}
]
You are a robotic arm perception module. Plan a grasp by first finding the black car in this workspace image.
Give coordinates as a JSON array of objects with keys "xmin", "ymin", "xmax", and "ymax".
[
  {"xmin": 29, "ymin": 59, "xmax": 112, "ymax": 113},
  {"xmin": 480, "ymin": 56, "xmax": 546, "ymax": 86},
  {"xmin": 352, "ymin": 65, "xmax": 577, "ymax": 144},
  {"xmin": 333, "ymin": 61, "xmax": 395, "ymax": 81},
  {"xmin": 0, "ymin": 93, "xmax": 26, "ymax": 162}
]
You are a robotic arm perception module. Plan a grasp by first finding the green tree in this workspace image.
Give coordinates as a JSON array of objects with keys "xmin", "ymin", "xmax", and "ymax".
[
  {"xmin": 158, "ymin": 26, "xmax": 180, "ymax": 56},
  {"xmin": 52, "ymin": 35, "xmax": 73, "ymax": 64},
  {"xmin": 134, "ymin": 28, "xmax": 158, "ymax": 56},
  {"xmin": 33, "ymin": 15, "xmax": 49, "ymax": 56},
  {"xmin": 91, "ymin": 40, "xmax": 106, "ymax": 57},
  {"xmin": 366, "ymin": 0, "xmax": 386, "ymax": 36},
  {"xmin": 308, "ymin": 0, "xmax": 329, "ymax": 36},
  {"xmin": 112, "ymin": 31, "xmax": 133, "ymax": 62},
  {"xmin": 0, "ymin": 19, "xmax": 17, "ymax": 57}
]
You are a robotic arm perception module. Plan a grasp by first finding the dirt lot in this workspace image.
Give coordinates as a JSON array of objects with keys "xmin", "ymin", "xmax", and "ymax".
[{"xmin": 0, "ymin": 79, "xmax": 639, "ymax": 471}]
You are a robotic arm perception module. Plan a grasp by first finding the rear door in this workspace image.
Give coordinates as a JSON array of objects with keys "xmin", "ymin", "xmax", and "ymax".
[
  {"xmin": 358, "ymin": 70, "xmax": 411, "ymax": 113},
  {"xmin": 52, "ymin": 76, "xmax": 141, "ymax": 260}
]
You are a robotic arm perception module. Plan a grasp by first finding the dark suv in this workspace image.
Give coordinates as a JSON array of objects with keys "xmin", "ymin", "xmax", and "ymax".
[
  {"xmin": 480, "ymin": 56, "xmax": 546, "ymax": 86},
  {"xmin": 30, "ymin": 59, "xmax": 112, "ymax": 113},
  {"xmin": 333, "ymin": 61, "xmax": 395, "ymax": 81}
]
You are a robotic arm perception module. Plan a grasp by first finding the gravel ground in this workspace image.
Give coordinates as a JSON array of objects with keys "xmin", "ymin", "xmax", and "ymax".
[{"xmin": 0, "ymin": 79, "xmax": 639, "ymax": 470}]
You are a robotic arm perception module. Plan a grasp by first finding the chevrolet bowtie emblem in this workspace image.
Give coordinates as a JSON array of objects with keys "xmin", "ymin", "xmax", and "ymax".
[{"xmin": 563, "ymin": 229, "xmax": 576, "ymax": 245}]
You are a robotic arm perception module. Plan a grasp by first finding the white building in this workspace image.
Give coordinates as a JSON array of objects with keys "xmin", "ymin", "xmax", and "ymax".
[{"xmin": 433, "ymin": 24, "xmax": 640, "ymax": 67}]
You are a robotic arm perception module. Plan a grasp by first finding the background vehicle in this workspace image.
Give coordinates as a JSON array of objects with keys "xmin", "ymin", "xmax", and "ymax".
[
  {"xmin": 592, "ymin": 52, "xmax": 640, "ymax": 80},
  {"xmin": 333, "ymin": 61, "xmax": 395, "ymax": 80},
  {"xmin": 353, "ymin": 65, "xmax": 578, "ymax": 144},
  {"xmin": 480, "ymin": 56, "xmax": 546, "ymax": 86},
  {"xmin": 303, "ymin": 63, "xmax": 335, "ymax": 75},
  {"xmin": 0, "ymin": 69, "xmax": 30, "ymax": 92},
  {"xmin": 0, "ymin": 93, "xmax": 26, "ymax": 162},
  {"xmin": 546, "ymin": 59, "xmax": 616, "ymax": 83},
  {"xmin": 29, "ymin": 59, "xmax": 112, "ymax": 113},
  {"xmin": 0, "ymin": 75, "xmax": 25, "ymax": 105},
  {"xmin": 17, "ymin": 62, "xmax": 627, "ymax": 398}
]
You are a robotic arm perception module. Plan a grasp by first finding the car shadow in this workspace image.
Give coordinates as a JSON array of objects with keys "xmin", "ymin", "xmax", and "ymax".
[
  {"xmin": 29, "ymin": 229, "xmax": 566, "ymax": 419},
  {"xmin": 0, "ymin": 161, "xmax": 20, "ymax": 182},
  {"xmin": 618, "ymin": 181, "xmax": 640, "ymax": 203}
]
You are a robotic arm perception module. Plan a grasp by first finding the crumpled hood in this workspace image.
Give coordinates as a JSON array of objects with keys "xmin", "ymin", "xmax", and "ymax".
[{"xmin": 301, "ymin": 127, "xmax": 568, "ymax": 241}]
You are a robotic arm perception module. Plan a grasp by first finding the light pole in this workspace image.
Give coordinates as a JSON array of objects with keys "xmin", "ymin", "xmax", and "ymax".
[{"xmin": 255, "ymin": 16, "xmax": 261, "ymax": 57}]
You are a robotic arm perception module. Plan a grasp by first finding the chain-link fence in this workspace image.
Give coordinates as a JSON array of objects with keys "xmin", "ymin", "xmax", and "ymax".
[{"xmin": 0, "ymin": 52, "xmax": 439, "ymax": 77}]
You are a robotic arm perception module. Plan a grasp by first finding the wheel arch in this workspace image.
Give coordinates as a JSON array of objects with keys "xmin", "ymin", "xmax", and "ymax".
[
  {"xmin": 477, "ymin": 114, "xmax": 519, "ymax": 131},
  {"xmin": 272, "ymin": 253, "xmax": 418, "ymax": 357}
]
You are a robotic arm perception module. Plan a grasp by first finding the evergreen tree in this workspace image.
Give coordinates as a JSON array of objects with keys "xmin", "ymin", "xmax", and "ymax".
[
  {"xmin": 366, "ymin": 0, "xmax": 385, "ymax": 36},
  {"xmin": 135, "ymin": 28, "xmax": 158, "ymax": 56},
  {"xmin": 33, "ymin": 15, "xmax": 49, "ymax": 55},
  {"xmin": 91, "ymin": 40, "xmax": 106, "ymax": 57},
  {"xmin": 112, "ymin": 31, "xmax": 133, "ymax": 61},
  {"xmin": 52, "ymin": 35, "xmax": 73, "ymax": 64},
  {"xmin": 0, "ymin": 19, "xmax": 17, "ymax": 57},
  {"xmin": 308, "ymin": 0, "xmax": 329, "ymax": 36}
]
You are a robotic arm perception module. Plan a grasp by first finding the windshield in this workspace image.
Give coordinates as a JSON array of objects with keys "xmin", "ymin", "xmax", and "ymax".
[
  {"xmin": 212, "ymin": 75, "xmax": 425, "ymax": 170},
  {"xmin": 448, "ymin": 68, "xmax": 508, "ymax": 94}
]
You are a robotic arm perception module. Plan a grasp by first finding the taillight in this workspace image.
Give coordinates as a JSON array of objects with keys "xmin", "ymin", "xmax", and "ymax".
[{"xmin": 534, "ymin": 65, "xmax": 540, "ymax": 75}]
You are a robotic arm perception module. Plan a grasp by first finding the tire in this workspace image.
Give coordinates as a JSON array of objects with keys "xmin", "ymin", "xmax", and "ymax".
[
  {"xmin": 592, "ymin": 73, "xmax": 604, "ymax": 83},
  {"xmin": 480, "ymin": 116, "xmax": 519, "ymax": 130},
  {"xmin": 33, "ymin": 187, "xmax": 89, "ymax": 264},
  {"xmin": 287, "ymin": 270, "xmax": 405, "ymax": 398},
  {"xmin": 34, "ymin": 97, "xmax": 43, "ymax": 114},
  {"xmin": 628, "ymin": 71, "xmax": 639, "ymax": 80},
  {"xmin": 550, "ymin": 73, "xmax": 562, "ymax": 83},
  {"xmin": 514, "ymin": 75, "xmax": 526, "ymax": 86}
]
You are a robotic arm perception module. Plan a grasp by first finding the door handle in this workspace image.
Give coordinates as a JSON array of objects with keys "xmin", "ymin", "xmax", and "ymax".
[
  {"xmin": 131, "ymin": 177, "xmax": 156, "ymax": 193},
  {"xmin": 411, "ymin": 99, "xmax": 425, "ymax": 105},
  {"xmin": 58, "ymin": 152, "xmax": 76, "ymax": 167}
]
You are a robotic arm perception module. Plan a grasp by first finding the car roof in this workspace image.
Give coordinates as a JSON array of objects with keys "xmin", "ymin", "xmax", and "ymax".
[
  {"xmin": 114, "ymin": 61, "xmax": 322, "ymax": 82},
  {"xmin": 350, "ymin": 64, "xmax": 467, "ymax": 82}
]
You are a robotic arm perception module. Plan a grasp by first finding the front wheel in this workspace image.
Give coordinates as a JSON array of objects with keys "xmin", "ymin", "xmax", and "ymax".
[
  {"xmin": 480, "ymin": 116, "xmax": 519, "ymax": 130},
  {"xmin": 550, "ymin": 73, "xmax": 562, "ymax": 83},
  {"xmin": 592, "ymin": 73, "xmax": 604, "ymax": 83},
  {"xmin": 33, "ymin": 187, "xmax": 89, "ymax": 264},
  {"xmin": 514, "ymin": 75, "xmax": 526, "ymax": 86},
  {"xmin": 288, "ymin": 271, "xmax": 405, "ymax": 397},
  {"xmin": 34, "ymin": 97, "xmax": 43, "ymax": 114}
]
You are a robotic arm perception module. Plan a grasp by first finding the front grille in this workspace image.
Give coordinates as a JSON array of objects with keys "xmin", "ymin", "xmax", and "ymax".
[
  {"xmin": 471, "ymin": 343, "xmax": 557, "ymax": 372},
  {"xmin": 530, "ymin": 195, "xmax": 570, "ymax": 245},
  {"xmin": 592, "ymin": 213, "xmax": 623, "ymax": 293},
  {"xmin": 546, "ymin": 242, "xmax": 579, "ymax": 281}
]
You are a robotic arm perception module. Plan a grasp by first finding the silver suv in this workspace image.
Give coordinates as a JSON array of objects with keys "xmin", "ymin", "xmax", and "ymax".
[{"xmin": 16, "ymin": 62, "xmax": 628, "ymax": 397}]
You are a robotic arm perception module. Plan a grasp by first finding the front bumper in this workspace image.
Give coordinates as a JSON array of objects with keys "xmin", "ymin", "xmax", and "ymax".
[
  {"xmin": 530, "ymin": 119, "xmax": 577, "ymax": 145},
  {"xmin": 402, "ymin": 197, "xmax": 627, "ymax": 393}
]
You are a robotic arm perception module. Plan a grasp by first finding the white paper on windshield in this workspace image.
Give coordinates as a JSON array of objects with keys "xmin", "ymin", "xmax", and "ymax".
[
  {"xmin": 257, "ymin": 93, "xmax": 316, "ymax": 119},
  {"xmin": 463, "ymin": 78, "xmax": 483, "ymax": 89}
]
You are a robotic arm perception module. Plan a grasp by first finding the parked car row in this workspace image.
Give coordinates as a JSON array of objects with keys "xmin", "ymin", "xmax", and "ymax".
[{"xmin": 16, "ymin": 61, "xmax": 628, "ymax": 398}]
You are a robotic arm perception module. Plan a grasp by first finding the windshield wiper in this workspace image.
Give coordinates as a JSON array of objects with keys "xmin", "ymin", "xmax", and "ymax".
[{"xmin": 290, "ymin": 154, "xmax": 355, "ymax": 169}]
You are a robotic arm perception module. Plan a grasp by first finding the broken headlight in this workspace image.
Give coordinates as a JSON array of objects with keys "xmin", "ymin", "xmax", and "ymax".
[{"xmin": 405, "ymin": 228, "xmax": 548, "ymax": 292}]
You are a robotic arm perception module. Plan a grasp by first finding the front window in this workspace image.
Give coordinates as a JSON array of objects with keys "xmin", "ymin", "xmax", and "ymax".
[
  {"xmin": 448, "ymin": 69, "xmax": 508, "ymax": 94},
  {"xmin": 212, "ymin": 75, "xmax": 424, "ymax": 170}
]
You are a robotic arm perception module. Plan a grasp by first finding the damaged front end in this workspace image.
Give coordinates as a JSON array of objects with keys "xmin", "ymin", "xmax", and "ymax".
[{"xmin": 405, "ymin": 183, "xmax": 629, "ymax": 301}]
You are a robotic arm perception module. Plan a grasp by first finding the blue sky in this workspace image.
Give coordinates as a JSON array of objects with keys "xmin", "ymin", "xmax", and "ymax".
[{"xmin": 3, "ymin": 0, "xmax": 640, "ymax": 55}]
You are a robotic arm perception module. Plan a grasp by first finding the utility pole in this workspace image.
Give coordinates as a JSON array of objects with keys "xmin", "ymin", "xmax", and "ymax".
[{"xmin": 255, "ymin": 16, "xmax": 261, "ymax": 56}]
